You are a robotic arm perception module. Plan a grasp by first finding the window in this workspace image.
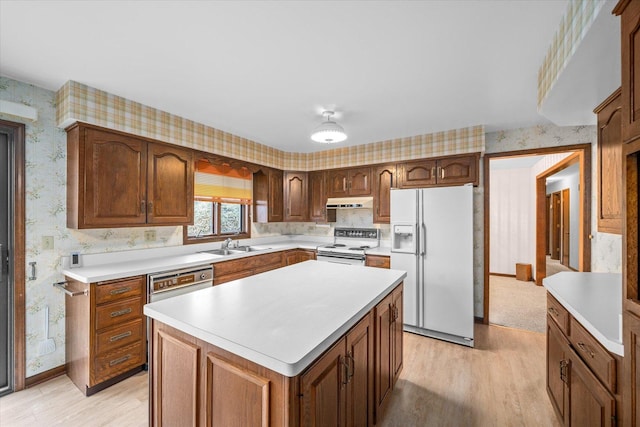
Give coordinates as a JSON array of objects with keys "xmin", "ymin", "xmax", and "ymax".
[{"xmin": 184, "ymin": 159, "xmax": 252, "ymax": 244}]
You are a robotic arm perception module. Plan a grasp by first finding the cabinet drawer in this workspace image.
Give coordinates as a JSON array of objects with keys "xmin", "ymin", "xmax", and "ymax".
[
  {"xmin": 95, "ymin": 297, "xmax": 143, "ymax": 330},
  {"xmin": 569, "ymin": 317, "xmax": 616, "ymax": 393},
  {"xmin": 213, "ymin": 269, "xmax": 255, "ymax": 286},
  {"xmin": 253, "ymin": 252, "xmax": 284, "ymax": 269},
  {"xmin": 95, "ymin": 319, "xmax": 144, "ymax": 355},
  {"xmin": 366, "ymin": 255, "xmax": 390, "ymax": 269},
  {"xmin": 95, "ymin": 276, "xmax": 145, "ymax": 305},
  {"xmin": 93, "ymin": 341, "xmax": 145, "ymax": 385},
  {"xmin": 213, "ymin": 258, "xmax": 254, "ymax": 277},
  {"xmin": 547, "ymin": 293, "xmax": 569, "ymax": 335}
]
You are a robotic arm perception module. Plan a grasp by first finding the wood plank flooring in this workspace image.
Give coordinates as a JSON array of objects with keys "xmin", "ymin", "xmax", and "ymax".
[{"xmin": 0, "ymin": 324, "xmax": 560, "ymax": 426}]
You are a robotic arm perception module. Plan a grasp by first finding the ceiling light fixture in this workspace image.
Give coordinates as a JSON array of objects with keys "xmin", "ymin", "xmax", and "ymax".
[{"xmin": 311, "ymin": 110, "xmax": 347, "ymax": 143}]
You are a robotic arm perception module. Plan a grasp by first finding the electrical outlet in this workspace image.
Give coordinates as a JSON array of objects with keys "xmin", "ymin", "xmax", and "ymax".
[
  {"xmin": 42, "ymin": 236, "xmax": 54, "ymax": 250},
  {"xmin": 144, "ymin": 230, "xmax": 157, "ymax": 242}
]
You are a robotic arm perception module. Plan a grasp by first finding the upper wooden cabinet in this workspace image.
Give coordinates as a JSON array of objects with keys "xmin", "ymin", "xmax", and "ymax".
[
  {"xmin": 372, "ymin": 164, "xmax": 396, "ymax": 223},
  {"xmin": 327, "ymin": 167, "xmax": 372, "ymax": 197},
  {"xmin": 595, "ymin": 89, "xmax": 623, "ymax": 234},
  {"xmin": 615, "ymin": 0, "xmax": 640, "ymax": 144},
  {"xmin": 284, "ymin": 171, "xmax": 308, "ymax": 222},
  {"xmin": 67, "ymin": 123, "xmax": 194, "ymax": 229},
  {"xmin": 309, "ymin": 170, "xmax": 329, "ymax": 222},
  {"xmin": 398, "ymin": 153, "xmax": 479, "ymax": 188},
  {"xmin": 253, "ymin": 167, "xmax": 284, "ymax": 223}
]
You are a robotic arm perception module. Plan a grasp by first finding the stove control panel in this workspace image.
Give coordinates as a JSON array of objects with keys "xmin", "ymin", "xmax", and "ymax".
[{"xmin": 334, "ymin": 228, "xmax": 380, "ymax": 239}]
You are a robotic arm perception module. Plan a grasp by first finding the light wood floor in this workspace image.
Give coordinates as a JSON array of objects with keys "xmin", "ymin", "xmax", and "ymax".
[{"xmin": 1, "ymin": 324, "xmax": 560, "ymax": 426}]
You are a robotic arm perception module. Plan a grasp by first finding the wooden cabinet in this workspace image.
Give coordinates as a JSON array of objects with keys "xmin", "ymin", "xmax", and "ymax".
[
  {"xmin": 253, "ymin": 167, "xmax": 284, "ymax": 223},
  {"xmin": 327, "ymin": 167, "xmax": 372, "ymax": 198},
  {"xmin": 398, "ymin": 154, "xmax": 479, "ymax": 188},
  {"xmin": 372, "ymin": 164, "xmax": 395, "ymax": 224},
  {"xmin": 615, "ymin": 0, "xmax": 640, "ymax": 144},
  {"xmin": 546, "ymin": 293, "xmax": 620, "ymax": 426},
  {"xmin": 285, "ymin": 249, "xmax": 316, "ymax": 266},
  {"xmin": 213, "ymin": 251, "xmax": 285, "ymax": 285},
  {"xmin": 365, "ymin": 254, "xmax": 390, "ymax": 269},
  {"xmin": 623, "ymin": 311, "xmax": 640, "ymax": 427},
  {"xmin": 374, "ymin": 285, "xmax": 403, "ymax": 423},
  {"xmin": 300, "ymin": 313, "xmax": 374, "ymax": 427},
  {"xmin": 66, "ymin": 123, "xmax": 194, "ymax": 228},
  {"xmin": 64, "ymin": 275, "xmax": 146, "ymax": 396},
  {"xmin": 595, "ymin": 89, "xmax": 623, "ymax": 234},
  {"xmin": 309, "ymin": 171, "xmax": 334, "ymax": 222},
  {"xmin": 284, "ymin": 171, "xmax": 309, "ymax": 222}
]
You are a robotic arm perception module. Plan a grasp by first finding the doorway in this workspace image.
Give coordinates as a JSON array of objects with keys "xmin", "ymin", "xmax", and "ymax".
[
  {"xmin": 483, "ymin": 144, "xmax": 591, "ymax": 326},
  {"xmin": 0, "ymin": 120, "xmax": 26, "ymax": 395}
]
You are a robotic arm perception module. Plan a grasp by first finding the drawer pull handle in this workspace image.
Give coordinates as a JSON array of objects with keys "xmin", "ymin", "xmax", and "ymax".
[
  {"xmin": 110, "ymin": 286, "xmax": 131, "ymax": 296},
  {"xmin": 109, "ymin": 354, "xmax": 131, "ymax": 367},
  {"xmin": 577, "ymin": 342, "xmax": 595, "ymax": 358},
  {"xmin": 109, "ymin": 331, "xmax": 132, "ymax": 342},
  {"xmin": 110, "ymin": 308, "xmax": 132, "ymax": 318},
  {"xmin": 548, "ymin": 307, "xmax": 559, "ymax": 316}
]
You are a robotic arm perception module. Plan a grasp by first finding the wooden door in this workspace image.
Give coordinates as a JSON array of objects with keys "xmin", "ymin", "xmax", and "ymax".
[
  {"xmin": 327, "ymin": 169, "xmax": 350, "ymax": 198},
  {"xmin": 623, "ymin": 310, "xmax": 640, "ymax": 427},
  {"xmin": 561, "ymin": 189, "xmax": 570, "ymax": 267},
  {"xmin": 392, "ymin": 285, "xmax": 403, "ymax": 382},
  {"xmin": 437, "ymin": 155, "xmax": 478, "ymax": 186},
  {"xmin": 374, "ymin": 292, "xmax": 393, "ymax": 421},
  {"xmin": 398, "ymin": 159, "xmax": 436, "ymax": 188},
  {"xmin": 373, "ymin": 165, "xmax": 395, "ymax": 224},
  {"xmin": 546, "ymin": 318, "xmax": 569, "ymax": 424},
  {"xmin": 284, "ymin": 171, "xmax": 308, "ymax": 222},
  {"xmin": 83, "ymin": 128, "xmax": 147, "ymax": 227},
  {"xmin": 617, "ymin": 0, "xmax": 640, "ymax": 143},
  {"xmin": 309, "ymin": 171, "xmax": 327, "ymax": 222},
  {"xmin": 596, "ymin": 89, "xmax": 623, "ymax": 234},
  {"xmin": 146, "ymin": 143, "xmax": 194, "ymax": 225},
  {"xmin": 568, "ymin": 347, "xmax": 616, "ymax": 427},
  {"xmin": 345, "ymin": 314, "xmax": 373, "ymax": 427},
  {"xmin": 546, "ymin": 195, "xmax": 551, "ymax": 255},
  {"xmin": 268, "ymin": 169, "xmax": 284, "ymax": 222},
  {"xmin": 300, "ymin": 339, "xmax": 346, "ymax": 427},
  {"xmin": 348, "ymin": 167, "xmax": 372, "ymax": 196},
  {"xmin": 551, "ymin": 192, "xmax": 561, "ymax": 260}
]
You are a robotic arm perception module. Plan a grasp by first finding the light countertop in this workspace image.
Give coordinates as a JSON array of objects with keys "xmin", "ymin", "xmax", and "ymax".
[
  {"xmin": 543, "ymin": 272, "xmax": 623, "ymax": 356},
  {"xmin": 144, "ymin": 260, "xmax": 406, "ymax": 376}
]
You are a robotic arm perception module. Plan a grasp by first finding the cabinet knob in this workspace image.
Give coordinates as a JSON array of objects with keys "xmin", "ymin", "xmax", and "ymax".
[{"xmin": 140, "ymin": 200, "xmax": 146, "ymax": 214}]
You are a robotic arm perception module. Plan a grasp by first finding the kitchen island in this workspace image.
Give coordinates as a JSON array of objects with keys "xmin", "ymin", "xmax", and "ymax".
[{"xmin": 144, "ymin": 260, "xmax": 406, "ymax": 426}]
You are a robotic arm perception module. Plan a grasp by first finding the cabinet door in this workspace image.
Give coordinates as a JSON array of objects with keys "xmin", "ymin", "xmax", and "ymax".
[
  {"xmin": 298, "ymin": 250, "xmax": 316, "ymax": 262},
  {"xmin": 327, "ymin": 169, "xmax": 350, "ymax": 198},
  {"xmin": 285, "ymin": 250, "xmax": 299, "ymax": 266},
  {"xmin": 623, "ymin": 310, "xmax": 640, "ymax": 427},
  {"xmin": 300, "ymin": 339, "xmax": 346, "ymax": 427},
  {"xmin": 619, "ymin": 0, "xmax": 640, "ymax": 143},
  {"xmin": 309, "ymin": 171, "xmax": 328, "ymax": 222},
  {"xmin": 392, "ymin": 285, "xmax": 403, "ymax": 381},
  {"xmin": 399, "ymin": 159, "xmax": 437, "ymax": 188},
  {"xmin": 345, "ymin": 314, "xmax": 373, "ymax": 427},
  {"xmin": 373, "ymin": 165, "xmax": 395, "ymax": 224},
  {"xmin": 284, "ymin": 171, "xmax": 308, "ymax": 221},
  {"xmin": 83, "ymin": 128, "xmax": 147, "ymax": 226},
  {"xmin": 268, "ymin": 169, "xmax": 284, "ymax": 222},
  {"xmin": 596, "ymin": 89, "xmax": 623, "ymax": 234},
  {"xmin": 348, "ymin": 167, "xmax": 371, "ymax": 196},
  {"xmin": 568, "ymin": 347, "xmax": 616, "ymax": 427},
  {"xmin": 374, "ymin": 292, "xmax": 393, "ymax": 421},
  {"xmin": 437, "ymin": 155, "xmax": 478, "ymax": 186},
  {"xmin": 547, "ymin": 317, "xmax": 570, "ymax": 424},
  {"xmin": 147, "ymin": 143, "xmax": 194, "ymax": 225}
]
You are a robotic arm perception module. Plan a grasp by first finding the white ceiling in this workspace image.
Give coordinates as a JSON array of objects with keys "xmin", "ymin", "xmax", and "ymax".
[{"xmin": 0, "ymin": 0, "xmax": 572, "ymax": 153}]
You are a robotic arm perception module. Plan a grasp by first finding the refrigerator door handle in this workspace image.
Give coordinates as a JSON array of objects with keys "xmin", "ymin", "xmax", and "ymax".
[{"xmin": 420, "ymin": 223, "xmax": 427, "ymax": 257}]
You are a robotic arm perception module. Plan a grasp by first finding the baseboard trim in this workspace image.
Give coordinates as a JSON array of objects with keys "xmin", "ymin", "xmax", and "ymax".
[
  {"xmin": 489, "ymin": 272, "xmax": 516, "ymax": 278},
  {"xmin": 474, "ymin": 316, "xmax": 484, "ymax": 324},
  {"xmin": 25, "ymin": 365, "xmax": 66, "ymax": 388}
]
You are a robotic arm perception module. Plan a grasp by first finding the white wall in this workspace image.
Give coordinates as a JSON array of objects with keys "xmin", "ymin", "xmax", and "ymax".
[{"xmin": 546, "ymin": 162, "xmax": 580, "ymax": 269}]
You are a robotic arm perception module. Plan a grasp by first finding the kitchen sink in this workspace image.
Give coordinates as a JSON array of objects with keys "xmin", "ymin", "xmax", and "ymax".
[
  {"xmin": 229, "ymin": 246, "xmax": 260, "ymax": 253},
  {"xmin": 202, "ymin": 248, "xmax": 235, "ymax": 256},
  {"xmin": 201, "ymin": 246, "xmax": 262, "ymax": 256}
]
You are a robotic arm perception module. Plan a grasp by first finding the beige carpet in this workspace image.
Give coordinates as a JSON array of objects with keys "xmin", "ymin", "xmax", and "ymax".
[
  {"xmin": 546, "ymin": 255, "xmax": 573, "ymax": 276},
  {"xmin": 489, "ymin": 275, "xmax": 547, "ymax": 334}
]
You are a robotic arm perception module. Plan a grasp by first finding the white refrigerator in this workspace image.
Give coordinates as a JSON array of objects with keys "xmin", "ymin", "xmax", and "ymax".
[{"xmin": 390, "ymin": 185, "xmax": 474, "ymax": 347}]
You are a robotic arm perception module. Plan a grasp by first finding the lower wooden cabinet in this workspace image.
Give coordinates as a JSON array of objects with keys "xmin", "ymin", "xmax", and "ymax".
[
  {"xmin": 64, "ymin": 275, "xmax": 146, "ymax": 395},
  {"xmin": 546, "ymin": 294, "xmax": 621, "ymax": 426},
  {"xmin": 623, "ymin": 310, "xmax": 640, "ymax": 427},
  {"xmin": 285, "ymin": 249, "xmax": 317, "ymax": 266},
  {"xmin": 213, "ymin": 251, "xmax": 285, "ymax": 285},
  {"xmin": 365, "ymin": 255, "xmax": 390, "ymax": 269}
]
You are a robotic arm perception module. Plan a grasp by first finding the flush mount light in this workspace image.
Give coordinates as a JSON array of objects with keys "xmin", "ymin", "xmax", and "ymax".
[{"xmin": 310, "ymin": 110, "xmax": 347, "ymax": 143}]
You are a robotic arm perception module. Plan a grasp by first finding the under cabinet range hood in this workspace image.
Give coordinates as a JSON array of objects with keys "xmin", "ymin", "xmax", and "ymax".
[{"xmin": 326, "ymin": 197, "xmax": 374, "ymax": 209}]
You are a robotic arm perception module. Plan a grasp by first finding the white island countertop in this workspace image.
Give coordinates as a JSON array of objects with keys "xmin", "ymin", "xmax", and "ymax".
[
  {"xmin": 543, "ymin": 272, "xmax": 623, "ymax": 356},
  {"xmin": 144, "ymin": 260, "xmax": 406, "ymax": 377}
]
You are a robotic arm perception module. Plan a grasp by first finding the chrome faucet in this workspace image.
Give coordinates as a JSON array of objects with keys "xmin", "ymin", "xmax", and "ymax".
[{"xmin": 222, "ymin": 237, "xmax": 233, "ymax": 249}]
